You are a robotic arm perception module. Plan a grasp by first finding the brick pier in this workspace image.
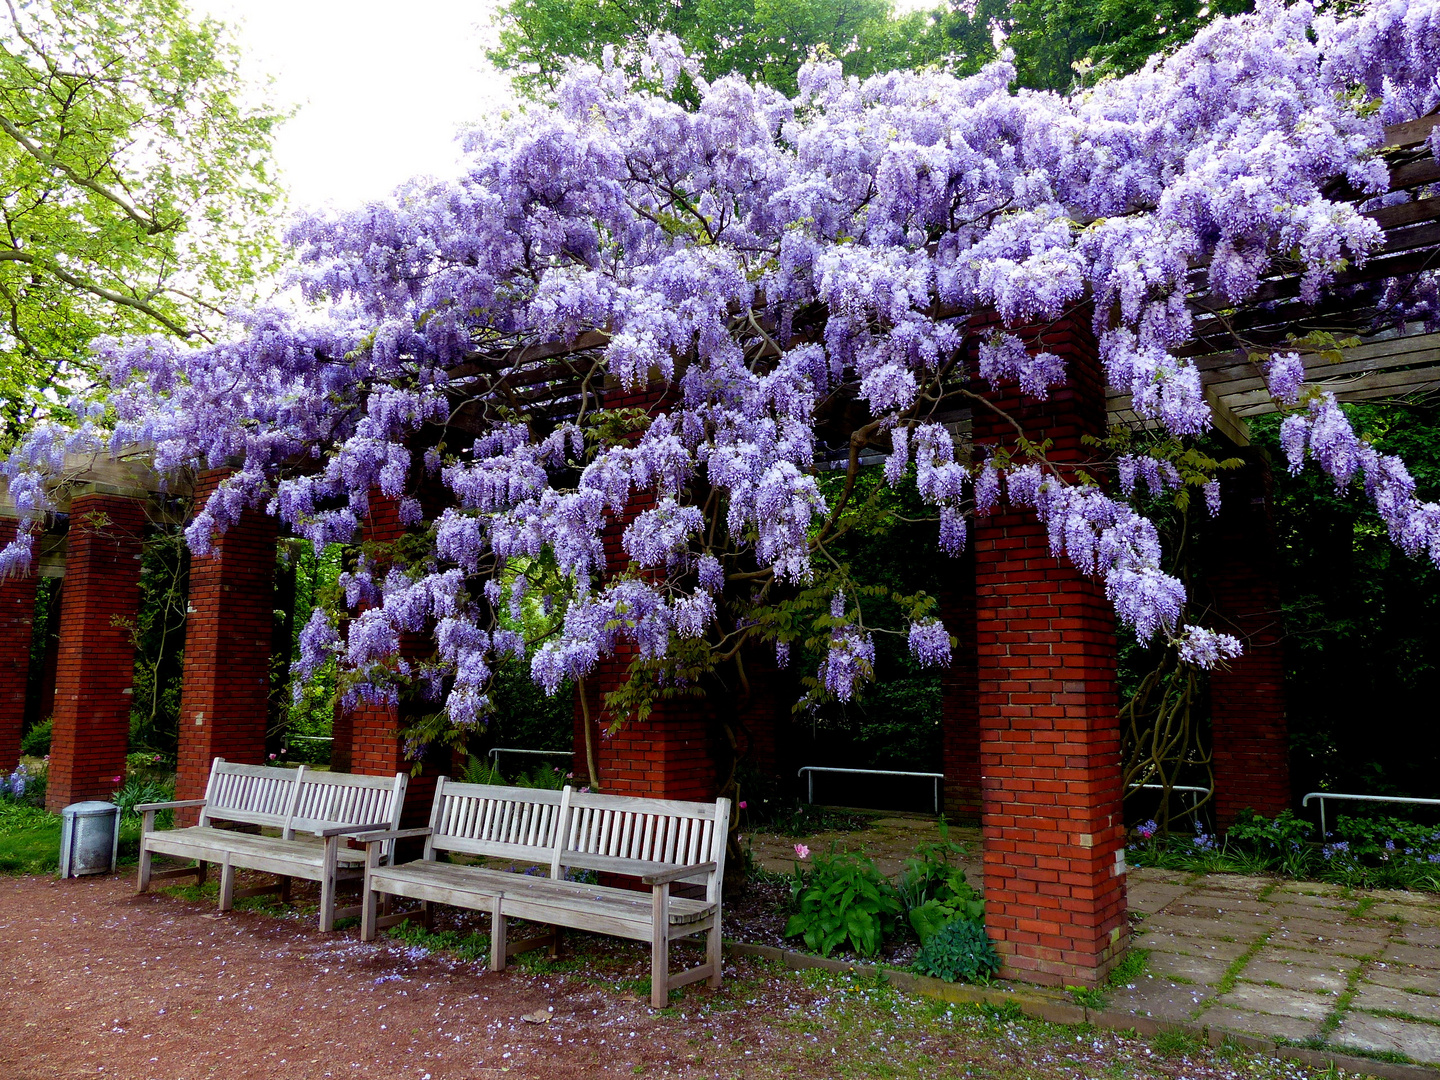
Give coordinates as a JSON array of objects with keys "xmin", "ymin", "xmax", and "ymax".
[
  {"xmin": 46, "ymin": 493, "xmax": 146, "ymax": 811},
  {"xmin": 969, "ymin": 315, "xmax": 1128, "ymax": 986},
  {"xmin": 174, "ymin": 470, "xmax": 279, "ymax": 822}
]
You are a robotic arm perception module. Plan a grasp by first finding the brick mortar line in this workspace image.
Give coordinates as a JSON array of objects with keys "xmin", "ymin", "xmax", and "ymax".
[{"xmin": 723, "ymin": 940, "xmax": 1440, "ymax": 1080}]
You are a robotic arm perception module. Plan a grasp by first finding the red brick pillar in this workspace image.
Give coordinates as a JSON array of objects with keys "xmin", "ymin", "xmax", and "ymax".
[
  {"xmin": 47, "ymin": 493, "xmax": 146, "ymax": 811},
  {"xmin": 1208, "ymin": 452, "xmax": 1290, "ymax": 824},
  {"xmin": 0, "ymin": 518, "xmax": 38, "ymax": 771},
  {"xmin": 339, "ymin": 493, "xmax": 440, "ymax": 826},
  {"xmin": 570, "ymin": 380, "xmax": 719, "ymax": 801},
  {"xmin": 941, "ymin": 552, "xmax": 981, "ymax": 822},
  {"xmin": 971, "ymin": 315, "xmax": 1128, "ymax": 986},
  {"xmin": 174, "ymin": 470, "xmax": 280, "ymax": 820}
]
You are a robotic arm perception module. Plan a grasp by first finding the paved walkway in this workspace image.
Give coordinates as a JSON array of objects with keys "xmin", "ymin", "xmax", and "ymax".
[
  {"xmin": 747, "ymin": 814, "xmax": 1440, "ymax": 1066},
  {"xmin": 1122, "ymin": 869, "xmax": 1440, "ymax": 1065}
]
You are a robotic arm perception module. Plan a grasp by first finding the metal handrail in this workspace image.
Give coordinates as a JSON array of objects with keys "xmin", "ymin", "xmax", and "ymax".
[
  {"xmin": 1302, "ymin": 791, "xmax": 1440, "ymax": 837},
  {"xmin": 487, "ymin": 747, "xmax": 571, "ymax": 763},
  {"xmin": 797, "ymin": 765, "xmax": 944, "ymax": 815},
  {"xmin": 1127, "ymin": 783, "xmax": 1210, "ymax": 814}
]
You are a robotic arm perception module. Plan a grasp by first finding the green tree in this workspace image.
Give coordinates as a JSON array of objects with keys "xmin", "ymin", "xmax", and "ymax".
[
  {"xmin": 0, "ymin": 0, "xmax": 285, "ymax": 441},
  {"xmin": 489, "ymin": 0, "xmax": 965, "ymax": 100},
  {"xmin": 932, "ymin": 0, "xmax": 1253, "ymax": 92}
]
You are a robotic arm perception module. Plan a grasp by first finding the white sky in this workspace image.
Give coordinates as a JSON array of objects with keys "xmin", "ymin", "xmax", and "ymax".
[{"xmin": 191, "ymin": 0, "xmax": 515, "ymax": 212}]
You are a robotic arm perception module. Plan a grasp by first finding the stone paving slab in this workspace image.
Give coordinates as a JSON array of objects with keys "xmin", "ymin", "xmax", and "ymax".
[
  {"xmin": 1367, "ymin": 963, "xmax": 1440, "ymax": 994},
  {"xmin": 1127, "ymin": 881, "xmax": 1191, "ymax": 915},
  {"xmin": 1332, "ymin": 1012, "xmax": 1440, "ymax": 1064},
  {"xmin": 1200, "ymin": 1006, "xmax": 1321, "ymax": 1042},
  {"xmin": 1146, "ymin": 949, "xmax": 1231, "ymax": 984},
  {"xmin": 1353, "ymin": 984, "xmax": 1440, "ymax": 1023},
  {"xmin": 1383, "ymin": 941, "xmax": 1440, "ymax": 968},
  {"xmin": 1399, "ymin": 924, "xmax": 1440, "ymax": 947},
  {"xmin": 1107, "ymin": 979, "xmax": 1215, "ymax": 1021},
  {"xmin": 1238, "ymin": 957, "xmax": 1351, "ymax": 995},
  {"xmin": 1212, "ymin": 982, "xmax": 1337, "ymax": 1022},
  {"xmin": 1135, "ymin": 929, "xmax": 1254, "ymax": 962}
]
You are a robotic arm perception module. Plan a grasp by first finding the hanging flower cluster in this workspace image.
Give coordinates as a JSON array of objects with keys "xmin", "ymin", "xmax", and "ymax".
[{"xmin": 2, "ymin": 0, "xmax": 1439, "ymax": 729}]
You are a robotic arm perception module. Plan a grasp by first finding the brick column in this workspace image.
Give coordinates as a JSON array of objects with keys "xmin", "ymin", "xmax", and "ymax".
[
  {"xmin": 1207, "ymin": 451, "xmax": 1290, "ymax": 824},
  {"xmin": 0, "ymin": 518, "xmax": 38, "ymax": 771},
  {"xmin": 47, "ymin": 493, "xmax": 146, "ymax": 810},
  {"xmin": 339, "ymin": 492, "xmax": 442, "ymax": 826},
  {"xmin": 174, "ymin": 470, "xmax": 280, "ymax": 820},
  {"xmin": 971, "ymin": 315, "xmax": 1128, "ymax": 986},
  {"xmin": 570, "ymin": 379, "xmax": 720, "ymax": 801},
  {"xmin": 941, "ymin": 551, "xmax": 981, "ymax": 822}
]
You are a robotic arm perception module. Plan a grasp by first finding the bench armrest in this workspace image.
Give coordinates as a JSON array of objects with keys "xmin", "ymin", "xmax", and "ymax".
[
  {"xmin": 347, "ymin": 826, "xmax": 433, "ymax": 845},
  {"xmin": 642, "ymin": 861, "xmax": 717, "ymax": 885},
  {"xmin": 313, "ymin": 821, "xmax": 393, "ymax": 838},
  {"xmin": 135, "ymin": 799, "xmax": 208, "ymax": 813}
]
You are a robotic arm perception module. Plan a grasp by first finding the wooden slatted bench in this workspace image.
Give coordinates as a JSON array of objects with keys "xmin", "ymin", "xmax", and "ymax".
[
  {"xmin": 352, "ymin": 780, "xmax": 730, "ymax": 1007},
  {"xmin": 136, "ymin": 757, "xmax": 408, "ymax": 931}
]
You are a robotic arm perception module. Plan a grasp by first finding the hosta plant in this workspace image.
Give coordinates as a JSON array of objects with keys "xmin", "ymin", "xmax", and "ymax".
[{"xmin": 785, "ymin": 846, "xmax": 902, "ymax": 958}]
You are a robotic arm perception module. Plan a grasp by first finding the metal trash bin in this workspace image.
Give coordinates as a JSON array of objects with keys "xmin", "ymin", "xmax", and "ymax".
[{"xmin": 59, "ymin": 801, "xmax": 121, "ymax": 878}]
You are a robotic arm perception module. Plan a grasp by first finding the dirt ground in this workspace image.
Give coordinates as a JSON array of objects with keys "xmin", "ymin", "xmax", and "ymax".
[{"xmin": 0, "ymin": 872, "xmax": 1386, "ymax": 1080}]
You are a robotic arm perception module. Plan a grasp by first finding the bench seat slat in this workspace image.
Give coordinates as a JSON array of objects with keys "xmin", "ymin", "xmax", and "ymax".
[{"xmin": 368, "ymin": 861, "xmax": 715, "ymax": 928}]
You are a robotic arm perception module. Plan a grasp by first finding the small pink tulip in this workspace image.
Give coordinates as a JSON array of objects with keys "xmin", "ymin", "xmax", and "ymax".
[
  {"xmin": 111, "ymin": 776, "xmax": 122, "ymax": 784},
  {"xmin": 794, "ymin": 843, "xmax": 810, "ymax": 860},
  {"xmin": 269, "ymin": 753, "xmax": 277, "ymax": 760},
  {"xmin": 738, "ymin": 801, "xmax": 747, "ymax": 809}
]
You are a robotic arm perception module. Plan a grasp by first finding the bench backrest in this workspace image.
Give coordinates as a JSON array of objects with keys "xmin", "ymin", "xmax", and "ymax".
[
  {"xmin": 424, "ymin": 779, "xmax": 571, "ymax": 872},
  {"xmin": 558, "ymin": 790, "xmax": 730, "ymax": 900},
  {"xmin": 198, "ymin": 758, "xmax": 407, "ymax": 837},
  {"xmin": 287, "ymin": 768, "xmax": 408, "ymax": 838},
  {"xmin": 199, "ymin": 760, "xmax": 304, "ymax": 830}
]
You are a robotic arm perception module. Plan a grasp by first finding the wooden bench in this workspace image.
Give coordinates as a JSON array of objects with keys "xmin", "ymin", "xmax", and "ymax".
[
  {"xmin": 136, "ymin": 757, "xmax": 408, "ymax": 931},
  {"xmin": 353, "ymin": 781, "xmax": 730, "ymax": 1007}
]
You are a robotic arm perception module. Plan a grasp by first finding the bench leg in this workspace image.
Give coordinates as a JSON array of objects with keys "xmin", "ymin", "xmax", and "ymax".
[
  {"xmin": 651, "ymin": 884, "xmax": 670, "ymax": 1009},
  {"xmin": 218, "ymin": 856, "xmax": 236, "ymax": 913},
  {"xmin": 706, "ymin": 919, "xmax": 722, "ymax": 989},
  {"xmin": 136, "ymin": 843, "xmax": 152, "ymax": 894},
  {"xmin": 549, "ymin": 926, "xmax": 561, "ymax": 960},
  {"xmin": 195, "ymin": 860, "xmax": 207, "ymax": 887},
  {"xmin": 319, "ymin": 836, "xmax": 338, "ymax": 932},
  {"xmin": 278, "ymin": 875, "xmax": 292, "ymax": 902},
  {"xmin": 489, "ymin": 894, "xmax": 506, "ymax": 973},
  {"xmin": 361, "ymin": 883, "xmax": 379, "ymax": 942},
  {"xmin": 421, "ymin": 900, "xmax": 434, "ymax": 931}
]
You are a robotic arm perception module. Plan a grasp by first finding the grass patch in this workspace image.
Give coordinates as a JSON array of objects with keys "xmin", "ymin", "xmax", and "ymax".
[
  {"xmin": 1213, "ymin": 932, "xmax": 1270, "ymax": 997},
  {"xmin": 385, "ymin": 921, "xmax": 491, "ymax": 962},
  {"xmin": 1151, "ymin": 1028, "xmax": 1205, "ymax": 1057},
  {"xmin": 1316, "ymin": 947, "xmax": 1373, "ymax": 1041},
  {"xmin": 0, "ymin": 804, "xmax": 61, "ymax": 874},
  {"xmin": 1108, "ymin": 948, "xmax": 1149, "ymax": 987}
]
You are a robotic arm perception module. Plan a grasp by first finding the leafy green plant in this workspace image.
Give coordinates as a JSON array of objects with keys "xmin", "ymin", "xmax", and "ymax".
[
  {"xmin": 463, "ymin": 755, "xmax": 507, "ymax": 785},
  {"xmin": 19, "ymin": 719, "xmax": 51, "ymax": 757},
  {"xmin": 784, "ymin": 846, "xmax": 902, "ymax": 958},
  {"xmin": 896, "ymin": 820, "xmax": 984, "ymax": 944},
  {"xmin": 912, "ymin": 918, "xmax": 1000, "ymax": 983},
  {"xmin": 1227, "ymin": 809, "xmax": 1315, "ymax": 875},
  {"xmin": 111, "ymin": 776, "xmax": 174, "ymax": 822}
]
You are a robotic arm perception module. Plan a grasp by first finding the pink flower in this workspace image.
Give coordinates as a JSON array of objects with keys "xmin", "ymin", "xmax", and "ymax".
[
  {"xmin": 111, "ymin": 776, "xmax": 122, "ymax": 784},
  {"xmin": 738, "ymin": 801, "xmax": 747, "ymax": 809},
  {"xmin": 268, "ymin": 753, "xmax": 277, "ymax": 760},
  {"xmin": 794, "ymin": 843, "xmax": 810, "ymax": 860}
]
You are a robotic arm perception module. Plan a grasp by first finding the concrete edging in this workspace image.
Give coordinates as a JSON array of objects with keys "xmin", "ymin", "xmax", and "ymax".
[{"xmin": 723, "ymin": 941, "xmax": 1440, "ymax": 1080}]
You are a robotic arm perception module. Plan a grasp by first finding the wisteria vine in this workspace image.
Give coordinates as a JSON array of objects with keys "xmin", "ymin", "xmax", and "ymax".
[{"xmin": 3, "ymin": 0, "xmax": 1440, "ymax": 743}]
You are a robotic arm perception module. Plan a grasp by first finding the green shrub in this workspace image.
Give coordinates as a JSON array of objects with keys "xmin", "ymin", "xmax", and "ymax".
[
  {"xmin": 20, "ymin": 718, "xmax": 50, "ymax": 756},
  {"xmin": 913, "ymin": 918, "xmax": 1001, "ymax": 983},
  {"xmin": 784, "ymin": 846, "xmax": 902, "ymax": 958},
  {"xmin": 896, "ymin": 820, "xmax": 984, "ymax": 944},
  {"xmin": 111, "ymin": 776, "xmax": 174, "ymax": 822}
]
